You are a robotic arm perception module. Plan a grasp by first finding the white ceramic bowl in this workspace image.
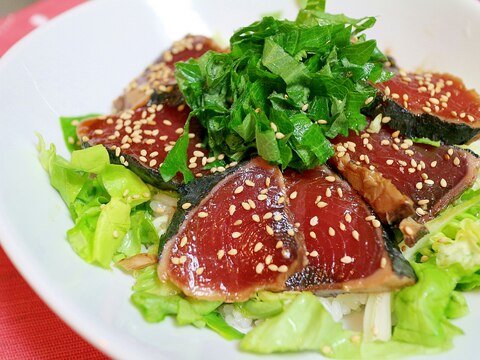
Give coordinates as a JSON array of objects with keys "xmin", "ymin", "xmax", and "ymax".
[{"xmin": 0, "ymin": 0, "xmax": 479, "ymax": 359}]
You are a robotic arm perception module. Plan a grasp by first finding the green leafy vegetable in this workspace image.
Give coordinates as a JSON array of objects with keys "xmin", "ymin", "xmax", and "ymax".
[
  {"xmin": 170, "ymin": 2, "xmax": 391, "ymax": 176},
  {"xmin": 37, "ymin": 136, "xmax": 157, "ymax": 268},
  {"xmin": 60, "ymin": 114, "xmax": 99, "ymax": 152}
]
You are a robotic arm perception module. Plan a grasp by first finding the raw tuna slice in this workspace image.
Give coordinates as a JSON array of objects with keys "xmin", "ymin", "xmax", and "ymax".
[
  {"xmin": 157, "ymin": 158, "xmax": 307, "ymax": 302},
  {"xmin": 113, "ymin": 35, "xmax": 222, "ymax": 112},
  {"xmin": 284, "ymin": 167, "xmax": 415, "ymax": 293},
  {"xmin": 364, "ymin": 72, "xmax": 480, "ymax": 144},
  {"xmin": 330, "ymin": 123, "xmax": 480, "ymax": 244},
  {"xmin": 77, "ymin": 104, "xmax": 215, "ymax": 190}
]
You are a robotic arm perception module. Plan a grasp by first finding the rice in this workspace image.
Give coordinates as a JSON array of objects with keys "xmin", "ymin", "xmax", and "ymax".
[{"xmin": 150, "ymin": 192, "xmax": 178, "ymax": 237}]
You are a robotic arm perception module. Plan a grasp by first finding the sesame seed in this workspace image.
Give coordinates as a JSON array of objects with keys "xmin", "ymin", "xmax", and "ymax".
[
  {"xmin": 270, "ymin": 122, "xmax": 278, "ymax": 132},
  {"xmin": 325, "ymin": 188, "xmax": 332, "ymax": 197},
  {"xmin": 310, "ymin": 231, "xmax": 317, "ymax": 239},
  {"xmin": 217, "ymin": 250, "xmax": 225, "ymax": 260},
  {"xmin": 310, "ymin": 250, "xmax": 319, "ymax": 257},
  {"xmin": 341, "ymin": 255, "xmax": 353, "ymax": 264},
  {"xmin": 257, "ymin": 194, "xmax": 268, "ymax": 201},
  {"xmin": 420, "ymin": 255, "xmax": 429, "ymax": 263},
  {"xmin": 416, "ymin": 207, "xmax": 427, "ymax": 216},
  {"xmin": 339, "ymin": 222, "xmax": 346, "ymax": 231},
  {"xmin": 112, "ymin": 230, "xmax": 119, "ymax": 238},
  {"xmin": 467, "ymin": 115, "xmax": 475, "ymax": 122},
  {"xmin": 440, "ymin": 178, "xmax": 448, "ymax": 188},
  {"xmin": 266, "ymin": 225, "xmax": 274, "ymax": 236},
  {"xmin": 180, "ymin": 236, "xmax": 188, "ymax": 247},
  {"xmin": 337, "ymin": 188, "xmax": 343, "ymax": 198},
  {"xmin": 232, "ymin": 232, "xmax": 241, "ymax": 239},
  {"xmin": 430, "ymin": 161, "xmax": 437, "ymax": 168},
  {"xmin": 365, "ymin": 96, "xmax": 374, "ymax": 105},
  {"xmin": 229, "ymin": 205, "xmax": 236, "ymax": 216},
  {"xmin": 278, "ymin": 265, "xmax": 288, "ymax": 273},
  {"xmin": 252, "ymin": 214, "xmax": 260, "ymax": 222},
  {"xmin": 254, "ymin": 242, "xmax": 263, "ymax": 252},
  {"xmin": 163, "ymin": 119, "xmax": 172, "ymax": 126},
  {"xmin": 415, "ymin": 182, "xmax": 423, "ymax": 190},
  {"xmin": 234, "ymin": 186, "xmax": 244, "ymax": 194},
  {"xmin": 352, "ymin": 230, "xmax": 359, "ymax": 241},
  {"xmin": 429, "ymin": 97, "xmax": 440, "ymax": 105},
  {"xmin": 290, "ymin": 191, "xmax": 298, "ymax": 200},
  {"xmin": 268, "ymin": 264, "xmax": 279, "ymax": 271},
  {"xmin": 386, "ymin": 159, "xmax": 394, "ymax": 165},
  {"xmin": 276, "ymin": 240, "xmax": 284, "ymax": 248},
  {"xmin": 384, "ymin": 86, "xmax": 391, "ymax": 96},
  {"xmin": 310, "ymin": 216, "xmax": 319, "ymax": 226},
  {"xmin": 263, "ymin": 212, "xmax": 273, "ymax": 220},
  {"xmin": 328, "ymin": 227, "xmax": 335, "ymax": 236},
  {"xmin": 380, "ymin": 257, "xmax": 387, "ymax": 268},
  {"xmin": 248, "ymin": 199, "xmax": 256, "ymax": 209},
  {"xmin": 256, "ymin": 263, "xmax": 264, "ymax": 274},
  {"xmin": 275, "ymin": 132, "xmax": 285, "ymax": 140},
  {"xmin": 228, "ymin": 249, "xmax": 238, "ymax": 256},
  {"xmin": 345, "ymin": 213, "xmax": 352, "ymax": 223},
  {"xmin": 287, "ymin": 229, "xmax": 295, "ymax": 236},
  {"xmin": 372, "ymin": 219, "xmax": 381, "ymax": 228},
  {"xmin": 325, "ymin": 176, "xmax": 336, "ymax": 183},
  {"xmin": 171, "ymin": 257, "xmax": 180, "ymax": 265},
  {"xmin": 234, "ymin": 220, "xmax": 242, "ymax": 226},
  {"xmin": 422, "ymin": 106, "xmax": 432, "ymax": 113},
  {"xmin": 149, "ymin": 159, "xmax": 157, "ymax": 167},
  {"xmin": 245, "ymin": 179, "xmax": 255, "ymax": 187},
  {"xmin": 265, "ymin": 255, "xmax": 273, "ymax": 265},
  {"xmin": 198, "ymin": 211, "xmax": 208, "ymax": 218},
  {"xmin": 317, "ymin": 119, "xmax": 328, "ymax": 125},
  {"xmin": 365, "ymin": 215, "xmax": 375, "ymax": 221},
  {"xmin": 453, "ymin": 157, "xmax": 460, "ymax": 166},
  {"xmin": 196, "ymin": 267, "xmax": 204, "ymax": 275},
  {"xmin": 301, "ymin": 103, "xmax": 309, "ymax": 111},
  {"xmin": 447, "ymin": 148, "xmax": 454, "ymax": 156},
  {"xmin": 241, "ymin": 202, "xmax": 251, "ymax": 211},
  {"xmin": 179, "ymin": 256, "xmax": 187, "ymax": 264},
  {"xmin": 317, "ymin": 201, "xmax": 327, "ymax": 208},
  {"xmin": 193, "ymin": 150, "xmax": 204, "ymax": 157},
  {"xmin": 265, "ymin": 178, "xmax": 271, "ymax": 187},
  {"xmin": 273, "ymin": 213, "xmax": 282, "ymax": 221}
]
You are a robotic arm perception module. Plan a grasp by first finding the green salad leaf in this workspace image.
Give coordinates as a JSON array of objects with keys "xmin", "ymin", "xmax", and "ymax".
[
  {"xmin": 37, "ymin": 136, "xmax": 157, "ymax": 268},
  {"xmin": 59, "ymin": 114, "xmax": 99, "ymax": 152}
]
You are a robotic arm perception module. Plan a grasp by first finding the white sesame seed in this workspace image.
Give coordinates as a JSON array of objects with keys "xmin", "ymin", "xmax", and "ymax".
[
  {"xmin": 196, "ymin": 267, "xmax": 204, "ymax": 275},
  {"xmin": 263, "ymin": 212, "xmax": 273, "ymax": 220},
  {"xmin": 180, "ymin": 236, "xmax": 188, "ymax": 247},
  {"xmin": 198, "ymin": 211, "xmax": 208, "ymax": 218},
  {"xmin": 278, "ymin": 265, "xmax": 288, "ymax": 273},
  {"xmin": 229, "ymin": 205, "xmax": 236, "ymax": 216},
  {"xmin": 234, "ymin": 186, "xmax": 244, "ymax": 194},
  {"xmin": 289, "ymin": 191, "xmax": 298, "ymax": 200},
  {"xmin": 372, "ymin": 219, "xmax": 381, "ymax": 228},
  {"xmin": 341, "ymin": 255, "xmax": 353, "ymax": 264},
  {"xmin": 265, "ymin": 255, "xmax": 273, "ymax": 265},
  {"xmin": 276, "ymin": 240, "xmax": 284, "ymax": 248},
  {"xmin": 241, "ymin": 202, "xmax": 251, "ymax": 211},
  {"xmin": 179, "ymin": 256, "xmax": 187, "ymax": 264},
  {"xmin": 352, "ymin": 230, "xmax": 359, "ymax": 241},
  {"xmin": 328, "ymin": 227, "xmax": 335, "ymax": 236},
  {"xmin": 325, "ymin": 176, "xmax": 336, "ymax": 183},
  {"xmin": 310, "ymin": 216, "xmax": 319, "ymax": 226},
  {"xmin": 245, "ymin": 179, "xmax": 255, "ymax": 187},
  {"xmin": 275, "ymin": 132, "xmax": 285, "ymax": 139},
  {"xmin": 310, "ymin": 250, "xmax": 319, "ymax": 257},
  {"xmin": 268, "ymin": 264, "xmax": 279, "ymax": 271},
  {"xmin": 440, "ymin": 178, "xmax": 447, "ymax": 188},
  {"xmin": 254, "ymin": 242, "xmax": 263, "ymax": 252},
  {"xmin": 364, "ymin": 96, "xmax": 374, "ymax": 105},
  {"xmin": 255, "ymin": 263, "xmax": 264, "ymax": 274},
  {"xmin": 257, "ymin": 194, "xmax": 268, "ymax": 201},
  {"xmin": 182, "ymin": 203, "xmax": 191, "ymax": 210},
  {"xmin": 232, "ymin": 232, "xmax": 241, "ymax": 239},
  {"xmin": 217, "ymin": 250, "xmax": 225, "ymax": 260},
  {"xmin": 228, "ymin": 249, "xmax": 238, "ymax": 256},
  {"xmin": 266, "ymin": 225, "xmax": 274, "ymax": 236},
  {"xmin": 317, "ymin": 201, "xmax": 327, "ymax": 208},
  {"xmin": 309, "ymin": 231, "xmax": 317, "ymax": 239},
  {"xmin": 252, "ymin": 214, "xmax": 260, "ymax": 222}
]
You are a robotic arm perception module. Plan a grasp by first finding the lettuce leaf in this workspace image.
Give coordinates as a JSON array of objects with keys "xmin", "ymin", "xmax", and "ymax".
[{"xmin": 38, "ymin": 136, "xmax": 156, "ymax": 268}]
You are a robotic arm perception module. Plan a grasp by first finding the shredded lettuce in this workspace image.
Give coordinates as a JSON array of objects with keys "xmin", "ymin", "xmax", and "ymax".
[
  {"xmin": 131, "ymin": 265, "xmax": 243, "ymax": 339},
  {"xmin": 37, "ymin": 135, "xmax": 156, "ymax": 268},
  {"xmin": 59, "ymin": 114, "xmax": 99, "ymax": 152}
]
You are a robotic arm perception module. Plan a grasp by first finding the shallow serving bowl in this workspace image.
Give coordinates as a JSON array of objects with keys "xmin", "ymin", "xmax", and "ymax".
[{"xmin": 0, "ymin": 0, "xmax": 479, "ymax": 359}]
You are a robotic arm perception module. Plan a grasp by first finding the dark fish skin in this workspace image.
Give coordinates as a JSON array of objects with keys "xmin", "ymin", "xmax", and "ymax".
[{"xmin": 364, "ymin": 72, "xmax": 480, "ymax": 145}]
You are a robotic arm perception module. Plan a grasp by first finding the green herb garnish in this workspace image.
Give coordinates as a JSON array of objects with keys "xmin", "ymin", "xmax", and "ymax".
[{"xmin": 162, "ymin": 1, "xmax": 391, "ymax": 179}]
